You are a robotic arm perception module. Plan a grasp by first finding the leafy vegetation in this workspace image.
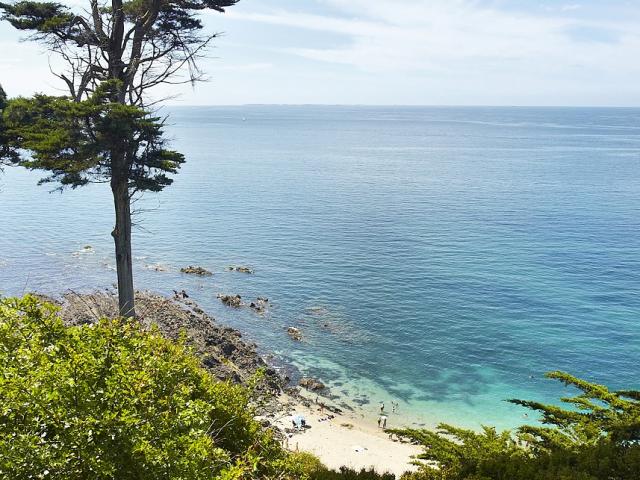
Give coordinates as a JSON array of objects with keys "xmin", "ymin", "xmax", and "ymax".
[
  {"xmin": 3, "ymin": 83, "xmax": 183, "ymax": 191},
  {"xmin": 2, "ymin": 294, "xmax": 639, "ymax": 480},
  {"xmin": 0, "ymin": 295, "xmax": 291, "ymax": 479},
  {"xmin": 393, "ymin": 372, "xmax": 640, "ymax": 480},
  {"xmin": 311, "ymin": 467, "xmax": 395, "ymax": 480},
  {"xmin": 0, "ymin": 84, "xmax": 18, "ymax": 165}
]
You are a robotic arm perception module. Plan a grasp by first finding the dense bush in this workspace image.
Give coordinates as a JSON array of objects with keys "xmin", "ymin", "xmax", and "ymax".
[
  {"xmin": 4, "ymin": 294, "xmax": 639, "ymax": 480},
  {"xmin": 0, "ymin": 295, "xmax": 290, "ymax": 479},
  {"xmin": 311, "ymin": 467, "xmax": 395, "ymax": 480},
  {"xmin": 394, "ymin": 372, "xmax": 640, "ymax": 480},
  {"xmin": 276, "ymin": 452, "xmax": 396, "ymax": 480}
]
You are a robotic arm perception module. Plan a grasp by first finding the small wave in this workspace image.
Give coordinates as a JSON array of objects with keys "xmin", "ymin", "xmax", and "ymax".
[
  {"xmin": 72, "ymin": 245, "xmax": 95, "ymax": 256},
  {"xmin": 144, "ymin": 263, "xmax": 169, "ymax": 272}
]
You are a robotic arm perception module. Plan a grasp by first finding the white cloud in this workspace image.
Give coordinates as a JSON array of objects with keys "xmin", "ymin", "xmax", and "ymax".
[
  {"xmin": 3, "ymin": 0, "xmax": 640, "ymax": 105},
  {"xmin": 559, "ymin": 4, "xmax": 582, "ymax": 12},
  {"xmin": 229, "ymin": 1, "xmax": 640, "ymax": 79}
]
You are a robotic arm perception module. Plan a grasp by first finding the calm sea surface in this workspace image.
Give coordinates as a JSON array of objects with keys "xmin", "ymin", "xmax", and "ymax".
[{"xmin": 1, "ymin": 106, "xmax": 639, "ymax": 429}]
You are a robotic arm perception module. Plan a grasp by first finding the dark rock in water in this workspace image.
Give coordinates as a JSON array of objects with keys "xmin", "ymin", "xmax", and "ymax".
[
  {"xmin": 249, "ymin": 297, "xmax": 269, "ymax": 314},
  {"xmin": 218, "ymin": 294, "xmax": 242, "ymax": 308},
  {"xmin": 226, "ymin": 265, "xmax": 254, "ymax": 274},
  {"xmin": 286, "ymin": 326, "xmax": 302, "ymax": 341},
  {"xmin": 299, "ymin": 377, "xmax": 325, "ymax": 391},
  {"xmin": 180, "ymin": 265, "xmax": 212, "ymax": 276},
  {"xmin": 249, "ymin": 302, "xmax": 264, "ymax": 313}
]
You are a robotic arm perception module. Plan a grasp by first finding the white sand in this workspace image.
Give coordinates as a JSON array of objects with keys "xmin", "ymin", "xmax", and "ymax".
[{"xmin": 275, "ymin": 400, "xmax": 422, "ymax": 477}]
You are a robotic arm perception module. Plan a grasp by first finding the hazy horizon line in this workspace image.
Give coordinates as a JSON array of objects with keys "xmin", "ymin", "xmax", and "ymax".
[{"xmin": 165, "ymin": 103, "xmax": 640, "ymax": 109}]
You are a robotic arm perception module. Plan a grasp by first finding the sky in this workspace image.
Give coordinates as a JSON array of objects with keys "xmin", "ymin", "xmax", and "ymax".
[{"xmin": 1, "ymin": 0, "xmax": 640, "ymax": 106}]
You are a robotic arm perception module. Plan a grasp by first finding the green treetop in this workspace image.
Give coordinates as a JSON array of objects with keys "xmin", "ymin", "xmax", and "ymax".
[
  {"xmin": 0, "ymin": 0, "xmax": 239, "ymax": 316},
  {"xmin": 392, "ymin": 372, "xmax": 640, "ymax": 480},
  {"xmin": 0, "ymin": 84, "xmax": 18, "ymax": 166}
]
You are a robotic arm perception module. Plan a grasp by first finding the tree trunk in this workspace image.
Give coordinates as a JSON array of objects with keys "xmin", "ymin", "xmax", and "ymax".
[{"xmin": 111, "ymin": 176, "xmax": 136, "ymax": 317}]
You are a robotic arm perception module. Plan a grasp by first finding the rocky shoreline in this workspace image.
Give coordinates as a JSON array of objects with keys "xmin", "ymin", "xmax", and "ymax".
[
  {"xmin": 28, "ymin": 289, "xmax": 422, "ymax": 473},
  {"xmin": 37, "ymin": 289, "xmax": 355, "ymax": 419},
  {"xmin": 45, "ymin": 291, "xmax": 288, "ymax": 396}
]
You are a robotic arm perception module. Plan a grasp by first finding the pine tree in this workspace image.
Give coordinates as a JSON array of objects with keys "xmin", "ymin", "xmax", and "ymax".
[
  {"xmin": 0, "ymin": 84, "xmax": 18, "ymax": 166},
  {"xmin": 392, "ymin": 372, "xmax": 640, "ymax": 480},
  {"xmin": 0, "ymin": 0, "xmax": 238, "ymax": 316}
]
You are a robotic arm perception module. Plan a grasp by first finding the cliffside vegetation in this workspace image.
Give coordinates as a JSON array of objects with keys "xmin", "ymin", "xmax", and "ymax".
[
  {"xmin": 1, "ymin": 294, "xmax": 638, "ymax": 479},
  {"xmin": 393, "ymin": 372, "xmax": 640, "ymax": 480},
  {"xmin": 0, "ymin": 295, "xmax": 291, "ymax": 479}
]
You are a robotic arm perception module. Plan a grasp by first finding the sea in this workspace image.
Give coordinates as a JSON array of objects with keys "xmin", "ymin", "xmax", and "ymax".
[{"xmin": 1, "ymin": 106, "xmax": 639, "ymax": 431}]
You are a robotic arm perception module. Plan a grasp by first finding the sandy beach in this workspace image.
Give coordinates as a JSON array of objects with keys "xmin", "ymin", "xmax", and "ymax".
[{"xmin": 275, "ymin": 397, "xmax": 422, "ymax": 477}]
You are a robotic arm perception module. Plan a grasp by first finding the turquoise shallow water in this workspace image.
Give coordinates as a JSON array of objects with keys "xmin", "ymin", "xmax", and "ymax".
[{"xmin": 1, "ymin": 106, "xmax": 639, "ymax": 430}]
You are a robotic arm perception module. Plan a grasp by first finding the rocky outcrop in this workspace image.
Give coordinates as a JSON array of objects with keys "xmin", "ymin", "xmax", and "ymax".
[
  {"xmin": 299, "ymin": 377, "xmax": 325, "ymax": 391},
  {"xmin": 56, "ymin": 291, "xmax": 284, "ymax": 394},
  {"xmin": 218, "ymin": 294, "xmax": 242, "ymax": 308},
  {"xmin": 249, "ymin": 297, "xmax": 269, "ymax": 314},
  {"xmin": 226, "ymin": 265, "xmax": 254, "ymax": 274},
  {"xmin": 287, "ymin": 326, "xmax": 302, "ymax": 341},
  {"xmin": 180, "ymin": 265, "xmax": 212, "ymax": 276}
]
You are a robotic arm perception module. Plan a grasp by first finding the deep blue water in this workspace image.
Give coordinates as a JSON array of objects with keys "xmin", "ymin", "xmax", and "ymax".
[{"xmin": 1, "ymin": 106, "xmax": 639, "ymax": 429}]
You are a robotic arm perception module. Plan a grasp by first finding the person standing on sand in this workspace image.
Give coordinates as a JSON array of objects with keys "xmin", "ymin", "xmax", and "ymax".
[
  {"xmin": 380, "ymin": 402, "xmax": 385, "ymax": 413},
  {"xmin": 382, "ymin": 416, "xmax": 387, "ymax": 428}
]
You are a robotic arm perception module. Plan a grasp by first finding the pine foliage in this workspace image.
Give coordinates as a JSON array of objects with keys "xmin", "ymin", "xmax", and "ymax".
[{"xmin": 393, "ymin": 372, "xmax": 640, "ymax": 480}]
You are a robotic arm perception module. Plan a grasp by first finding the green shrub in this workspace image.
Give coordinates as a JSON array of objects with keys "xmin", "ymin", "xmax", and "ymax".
[
  {"xmin": 311, "ymin": 467, "xmax": 395, "ymax": 480},
  {"xmin": 393, "ymin": 372, "xmax": 640, "ymax": 480},
  {"xmin": 0, "ymin": 295, "xmax": 289, "ymax": 479},
  {"xmin": 285, "ymin": 452, "xmax": 325, "ymax": 476}
]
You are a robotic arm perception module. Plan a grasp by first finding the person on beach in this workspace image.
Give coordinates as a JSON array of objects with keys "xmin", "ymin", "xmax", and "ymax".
[
  {"xmin": 382, "ymin": 416, "xmax": 387, "ymax": 428},
  {"xmin": 380, "ymin": 402, "xmax": 385, "ymax": 413}
]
